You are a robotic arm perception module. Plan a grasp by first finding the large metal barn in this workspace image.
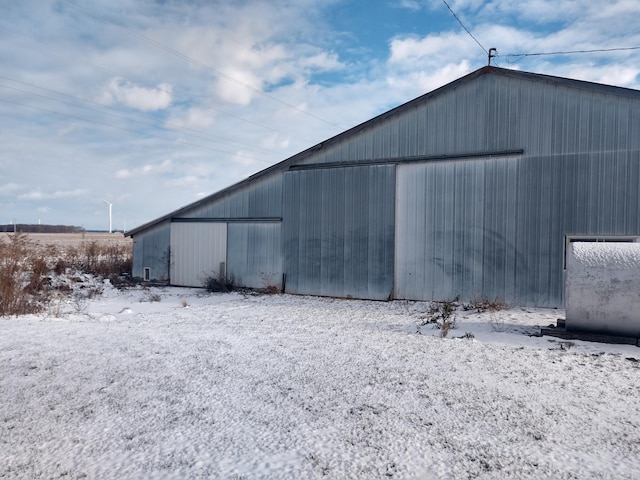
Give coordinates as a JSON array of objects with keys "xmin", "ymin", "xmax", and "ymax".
[{"xmin": 127, "ymin": 66, "xmax": 640, "ymax": 308}]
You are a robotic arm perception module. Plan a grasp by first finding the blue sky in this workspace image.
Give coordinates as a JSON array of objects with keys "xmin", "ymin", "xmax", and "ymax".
[{"xmin": 1, "ymin": 0, "xmax": 639, "ymax": 231}]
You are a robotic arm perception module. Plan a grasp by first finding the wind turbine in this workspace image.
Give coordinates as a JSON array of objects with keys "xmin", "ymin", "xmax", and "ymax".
[{"xmin": 101, "ymin": 199, "xmax": 113, "ymax": 233}]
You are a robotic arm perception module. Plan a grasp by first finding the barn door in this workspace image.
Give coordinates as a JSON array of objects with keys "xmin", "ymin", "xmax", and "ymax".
[
  {"xmin": 283, "ymin": 165, "xmax": 395, "ymax": 300},
  {"xmin": 170, "ymin": 222, "xmax": 227, "ymax": 287}
]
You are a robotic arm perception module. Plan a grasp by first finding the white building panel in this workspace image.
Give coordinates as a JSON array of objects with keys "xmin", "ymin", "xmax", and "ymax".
[{"xmin": 170, "ymin": 222, "xmax": 227, "ymax": 287}]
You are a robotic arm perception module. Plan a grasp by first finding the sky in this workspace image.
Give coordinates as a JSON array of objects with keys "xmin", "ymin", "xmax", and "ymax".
[{"xmin": 1, "ymin": 0, "xmax": 639, "ymax": 231}]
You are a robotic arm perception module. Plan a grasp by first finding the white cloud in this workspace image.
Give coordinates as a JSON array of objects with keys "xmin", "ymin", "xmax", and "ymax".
[
  {"xmin": 387, "ymin": 60, "xmax": 473, "ymax": 94},
  {"xmin": 0, "ymin": 183, "xmax": 22, "ymax": 195},
  {"xmin": 53, "ymin": 189, "xmax": 88, "ymax": 198},
  {"xmin": 100, "ymin": 77, "xmax": 173, "ymax": 111},
  {"xmin": 166, "ymin": 107, "xmax": 216, "ymax": 130},
  {"xmin": 232, "ymin": 150, "xmax": 263, "ymax": 167},
  {"xmin": 18, "ymin": 189, "xmax": 88, "ymax": 201},
  {"xmin": 298, "ymin": 51, "xmax": 343, "ymax": 72},
  {"xmin": 389, "ymin": 31, "xmax": 475, "ymax": 66},
  {"xmin": 114, "ymin": 159, "xmax": 174, "ymax": 179},
  {"xmin": 394, "ymin": 0, "xmax": 425, "ymax": 11},
  {"xmin": 23, "ymin": 191, "xmax": 47, "ymax": 201},
  {"xmin": 544, "ymin": 62, "xmax": 640, "ymax": 88},
  {"xmin": 261, "ymin": 134, "xmax": 291, "ymax": 150},
  {"xmin": 213, "ymin": 68, "xmax": 263, "ymax": 106},
  {"xmin": 166, "ymin": 176, "xmax": 200, "ymax": 188}
]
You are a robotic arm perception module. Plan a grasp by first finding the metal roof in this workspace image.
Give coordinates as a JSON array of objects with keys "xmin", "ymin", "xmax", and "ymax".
[{"xmin": 127, "ymin": 66, "xmax": 640, "ymax": 237}]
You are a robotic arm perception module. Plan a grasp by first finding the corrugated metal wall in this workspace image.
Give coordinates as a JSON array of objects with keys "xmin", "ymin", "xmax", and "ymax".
[
  {"xmin": 131, "ymin": 69, "xmax": 640, "ymax": 306},
  {"xmin": 227, "ymin": 222, "xmax": 283, "ymax": 290},
  {"xmin": 395, "ymin": 151, "xmax": 640, "ymax": 307},
  {"xmin": 283, "ymin": 165, "xmax": 395, "ymax": 300},
  {"xmin": 170, "ymin": 222, "xmax": 227, "ymax": 287},
  {"xmin": 295, "ymin": 73, "xmax": 640, "ymax": 167},
  {"xmin": 188, "ymin": 175, "xmax": 283, "ymax": 218},
  {"xmin": 131, "ymin": 222, "xmax": 170, "ymax": 281}
]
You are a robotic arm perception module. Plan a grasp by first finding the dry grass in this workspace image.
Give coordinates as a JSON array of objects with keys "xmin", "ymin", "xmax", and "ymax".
[
  {"xmin": 0, "ymin": 232, "xmax": 131, "ymax": 249},
  {"xmin": 463, "ymin": 296, "xmax": 508, "ymax": 313},
  {"xmin": 0, "ymin": 232, "xmax": 132, "ymax": 316}
]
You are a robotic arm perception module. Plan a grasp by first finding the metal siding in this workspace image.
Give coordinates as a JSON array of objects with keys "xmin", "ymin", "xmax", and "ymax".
[
  {"xmin": 131, "ymin": 69, "xmax": 640, "ymax": 306},
  {"xmin": 284, "ymin": 165, "xmax": 395, "ymax": 300},
  {"xmin": 131, "ymin": 222, "xmax": 170, "ymax": 281},
  {"xmin": 293, "ymin": 76, "xmax": 531, "ymax": 169},
  {"xmin": 170, "ymin": 223, "xmax": 227, "ymax": 287},
  {"xmin": 301, "ymin": 79, "xmax": 498, "ymax": 165},
  {"xmin": 397, "ymin": 156, "xmax": 525, "ymax": 304},
  {"xmin": 631, "ymin": 102, "xmax": 640, "ymax": 151},
  {"xmin": 396, "ymin": 150, "xmax": 640, "ymax": 307},
  {"xmin": 186, "ymin": 174, "xmax": 283, "ymax": 219},
  {"xmin": 227, "ymin": 223, "xmax": 282, "ymax": 289}
]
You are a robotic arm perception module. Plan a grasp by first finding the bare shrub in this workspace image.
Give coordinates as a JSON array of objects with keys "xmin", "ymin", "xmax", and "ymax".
[
  {"xmin": 0, "ymin": 233, "xmax": 132, "ymax": 317},
  {"xmin": 73, "ymin": 241, "xmax": 131, "ymax": 279},
  {"xmin": 258, "ymin": 272, "xmax": 282, "ymax": 294},
  {"xmin": 418, "ymin": 298, "xmax": 458, "ymax": 337},
  {"xmin": 53, "ymin": 258, "xmax": 67, "ymax": 276},
  {"xmin": 47, "ymin": 292, "xmax": 65, "ymax": 318},
  {"xmin": 0, "ymin": 233, "xmax": 53, "ymax": 316},
  {"xmin": 82, "ymin": 240, "xmax": 99, "ymax": 273},
  {"xmin": 71, "ymin": 291, "xmax": 90, "ymax": 313},
  {"xmin": 461, "ymin": 296, "xmax": 509, "ymax": 333},
  {"xmin": 261, "ymin": 285, "xmax": 281, "ymax": 294},
  {"xmin": 560, "ymin": 341, "xmax": 575, "ymax": 351},
  {"xmin": 140, "ymin": 288, "xmax": 162, "ymax": 303},
  {"xmin": 64, "ymin": 245, "xmax": 82, "ymax": 271},
  {"xmin": 489, "ymin": 316, "xmax": 508, "ymax": 332},
  {"xmin": 54, "ymin": 241, "xmax": 131, "ymax": 280},
  {"xmin": 463, "ymin": 296, "xmax": 508, "ymax": 313},
  {"xmin": 203, "ymin": 273, "xmax": 235, "ymax": 293},
  {"xmin": 439, "ymin": 316, "xmax": 456, "ymax": 338}
]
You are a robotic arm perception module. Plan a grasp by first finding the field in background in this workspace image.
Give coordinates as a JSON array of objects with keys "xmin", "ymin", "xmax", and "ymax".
[{"xmin": 0, "ymin": 232, "xmax": 131, "ymax": 249}]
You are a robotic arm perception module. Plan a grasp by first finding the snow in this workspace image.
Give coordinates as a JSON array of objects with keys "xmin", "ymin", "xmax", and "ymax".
[
  {"xmin": 1, "ymin": 284, "xmax": 639, "ymax": 479},
  {"xmin": 571, "ymin": 241, "xmax": 640, "ymax": 269}
]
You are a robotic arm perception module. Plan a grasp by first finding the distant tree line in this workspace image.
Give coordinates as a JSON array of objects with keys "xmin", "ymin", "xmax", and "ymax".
[{"xmin": 0, "ymin": 224, "xmax": 85, "ymax": 234}]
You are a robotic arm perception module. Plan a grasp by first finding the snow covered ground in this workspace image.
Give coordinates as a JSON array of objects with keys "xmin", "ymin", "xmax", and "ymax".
[{"xmin": 1, "ymin": 282, "xmax": 639, "ymax": 479}]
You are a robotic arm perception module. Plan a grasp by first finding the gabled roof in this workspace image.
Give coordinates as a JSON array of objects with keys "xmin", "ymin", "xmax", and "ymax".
[{"xmin": 127, "ymin": 66, "xmax": 640, "ymax": 237}]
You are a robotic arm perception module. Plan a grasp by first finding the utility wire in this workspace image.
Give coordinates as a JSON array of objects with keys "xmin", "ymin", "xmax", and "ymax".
[
  {"xmin": 441, "ymin": 0, "xmax": 487, "ymax": 55},
  {"xmin": 147, "ymin": 81, "xmax": 319, "ymax": 146},
  {"xmin": 63, "ymin": 0, "xmax": 345, "ymax": 130},
  {"xmin": 78, "ymin": 59, "xmax": 320, "ymax": 145},
  {"xmin": 0, "ymin": 78, "xmax": 279, "ymax": 155},
  {"xmin": 502, "ymin": 46, "xmax": 640, "ymax": 60},
  {"xmin": 0, "ymin": 96, "xmax": 266, "ymax": 162}
]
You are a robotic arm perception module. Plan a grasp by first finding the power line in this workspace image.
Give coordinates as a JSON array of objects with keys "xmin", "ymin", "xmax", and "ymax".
[
  {"xmin": 0, "ymin": 96, "xmax": 266, "ymax": 162},
  {"xmin": 62, "ymin": 0, "xmax": 345, "ymax": 131},
  {"xmin": 502, "ymin": 46, "xmax": 640, "ymax": 60},
  {"xmin": 76, "ymin": 59, "xmax": 320, "ymax": 145},
  {"xmin": 441, "ymin": 0, "xmax": 487, "ymax": 55},
  {"xmin": 0, "ymin": 79, "xmax": 277, "ymax": 155}
]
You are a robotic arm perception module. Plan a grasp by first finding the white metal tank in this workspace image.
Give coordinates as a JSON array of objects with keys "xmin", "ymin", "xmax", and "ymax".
[{"xmin": 565, "ymin": 241, "xmax": 640, "ymax": 337}]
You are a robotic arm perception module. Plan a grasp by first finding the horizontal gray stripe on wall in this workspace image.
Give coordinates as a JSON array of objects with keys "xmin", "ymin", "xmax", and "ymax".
[
  {"xmin": 171, "ymin": 217, "xmax": 282, "ymax": 223},
  {"xmin": 288, "ymin": 149, "xmax": 525, "ymax": 171}
]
